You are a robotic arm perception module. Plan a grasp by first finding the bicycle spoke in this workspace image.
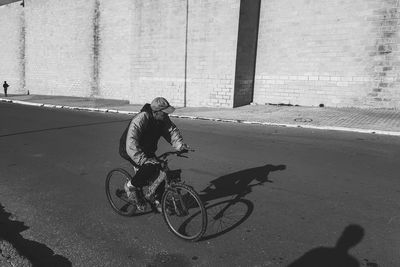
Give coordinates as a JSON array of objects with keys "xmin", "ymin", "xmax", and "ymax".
[
  {"xmin": 162, "ymin": 185, "xmax": 206, "ymax": 241},
  {"xmin": 205, "ymin": 199, "xmax": 251, "ymax": 238}
]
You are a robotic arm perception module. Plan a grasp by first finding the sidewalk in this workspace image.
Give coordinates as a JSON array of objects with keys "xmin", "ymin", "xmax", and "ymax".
[{"xmin": 1, "ymin": 94, "xmax": 400, "ymax": 136}]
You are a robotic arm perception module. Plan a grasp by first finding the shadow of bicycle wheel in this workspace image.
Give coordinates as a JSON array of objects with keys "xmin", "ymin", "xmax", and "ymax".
[{"xmin": 200, "ymin": 198, "xmax": 254, "ymax": 241}]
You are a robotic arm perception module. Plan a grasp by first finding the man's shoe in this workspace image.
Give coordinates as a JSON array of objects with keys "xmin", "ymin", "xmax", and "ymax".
[
  {"xmin": 124, "ymin": 182, "xmax": 138, "ymax": 203},
  {"xmin": 125, "ymin": 183, "xmax": 146, "ymax": 211},
  {"xmin": 136, "ymin": 194, "xmax": 146, "ymax": 212}
]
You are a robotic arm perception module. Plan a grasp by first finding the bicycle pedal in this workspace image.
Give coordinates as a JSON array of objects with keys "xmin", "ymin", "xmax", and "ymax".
[{"xmin": 136, "ymin": 204, "xmax": 146, "ymax": 212}]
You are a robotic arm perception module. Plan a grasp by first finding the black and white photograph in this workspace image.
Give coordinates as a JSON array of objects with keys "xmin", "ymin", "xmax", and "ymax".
[{"xmin": 0, "ymin": 0, "xmax": 399, "ymax": 266}]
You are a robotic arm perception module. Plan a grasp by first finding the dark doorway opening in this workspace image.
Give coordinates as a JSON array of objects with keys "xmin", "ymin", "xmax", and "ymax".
[{"xmin": 233, "ymin": 0, "xmax": 261, "ymax": 107}]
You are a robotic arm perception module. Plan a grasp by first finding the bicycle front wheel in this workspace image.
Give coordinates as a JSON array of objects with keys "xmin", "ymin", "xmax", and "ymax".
[
  {"xmin": 105, "ymin": 168, "xmax": 137, "ymax": 216},
  {"xmin": 161, "ymin": 184, "xmax": 207, "ymax": 241}
]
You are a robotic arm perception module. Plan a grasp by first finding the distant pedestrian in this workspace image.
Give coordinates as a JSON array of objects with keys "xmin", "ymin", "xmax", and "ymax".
[{"xmin": 3, "ymin": 81, "xmax": 9, "ymax": 97}]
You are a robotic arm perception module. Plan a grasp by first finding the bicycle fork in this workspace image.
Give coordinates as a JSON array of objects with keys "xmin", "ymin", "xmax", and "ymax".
[{"xmin": 170, "ymin": 189, "xmax": 189, "ymax": 216}]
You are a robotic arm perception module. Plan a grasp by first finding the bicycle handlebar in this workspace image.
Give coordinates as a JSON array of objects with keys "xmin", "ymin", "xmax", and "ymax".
[{"xmin": 157, "ymin": 149, "xmax": 194, "ymax": 161}]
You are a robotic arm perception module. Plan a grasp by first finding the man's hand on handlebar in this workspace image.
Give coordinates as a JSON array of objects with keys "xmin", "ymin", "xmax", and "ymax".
[
  {"xmin": 156, "ymin": 147, "xmax": 194, "ymax": 161},
  {"xmin": 176, "ymin": 144, "xmax": 194, "ymax": 158},
  {"xmin": 178, "ymin": 143, "xmax": 191, "ymax": 152},
  {"xmin": 145, "ymin": 157, "xmax": 160, "ymax": 165}
]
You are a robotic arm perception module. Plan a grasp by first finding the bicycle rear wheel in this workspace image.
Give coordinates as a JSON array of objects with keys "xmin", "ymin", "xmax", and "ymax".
[
  {"xmin": 105, "ymin": 168, "xmax": 138, "ymax": 216},
  {"xmin": 161, "ymin": 184, "xmax": 207, "ymax": 241}
]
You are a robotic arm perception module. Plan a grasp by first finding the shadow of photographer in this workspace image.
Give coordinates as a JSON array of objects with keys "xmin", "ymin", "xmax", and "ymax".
[
  {"xmin": 288, "ymin": 224, "xmax": 365, "ymax": 267},
  {"xmin": 0, "ymin": 203, "xmax": 71, "ymax": 267},
  {"xmin": 199, "ymin": 164, "xmax": 286, "ymax": 240}
]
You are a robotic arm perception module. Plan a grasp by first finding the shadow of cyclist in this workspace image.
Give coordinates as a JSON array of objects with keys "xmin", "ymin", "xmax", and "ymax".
[
  {"xmin": 200, "ymin": 164, "xmax": 286, "ymax": 202},
  {"xmin": 198, "ymin": 164, "xmax": 286, "ymax": 241},
  {"xmin": 288, "ymin": 224, "xmax": 364, "ymax": 267},
  {"xmin": 0, "ymin": 203, "xmax": 71, "ymax": 267}
]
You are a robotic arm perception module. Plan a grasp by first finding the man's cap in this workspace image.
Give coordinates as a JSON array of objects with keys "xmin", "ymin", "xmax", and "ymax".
[{"xmin": 150, "ymin": 97, "xmax": 175, "ymax": 114}]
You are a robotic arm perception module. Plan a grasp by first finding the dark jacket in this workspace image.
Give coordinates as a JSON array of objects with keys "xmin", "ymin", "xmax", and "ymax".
[{"xmin": 125, "ymin": 104, "xmax": 184, "ymax": 166}]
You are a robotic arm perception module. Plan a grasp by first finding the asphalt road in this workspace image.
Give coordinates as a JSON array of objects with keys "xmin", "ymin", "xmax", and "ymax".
[{"xmin": 0, "ymin": 102, "xmax": 399, "ymax": 267}]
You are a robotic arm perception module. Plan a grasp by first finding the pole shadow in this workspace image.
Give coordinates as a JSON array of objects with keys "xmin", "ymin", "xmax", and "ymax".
[
  {"xmin": 198, "ymin": 164, "xmax": 286, "ymax": 240},
  {"xmin": 0, "ymin": 203, "xmax": 71, "ymax": 267},
  {"xmin": 288, "ymin": 224, "xmax": 365, "ymax": 267}
]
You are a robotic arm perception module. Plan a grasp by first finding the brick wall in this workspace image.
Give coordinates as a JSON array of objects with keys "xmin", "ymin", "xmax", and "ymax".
[
  {"xmin": 4, "ymin": 0, "xmax": 400, "ymax": 108},
  {"xmin": 97, "ymin": 0, "xmax": 131, "ymax": 101},
  {"xmin": 130, "ymin": 0, "xmax": 186, "ymax": 107},
  {"xmin": 25, "ymin": 0, "xmax": 94, "ymax": 97},
  {"xmin": 186, "ymin": 0, "xmax": 240, "ymax": 107},
  {"xmin": 0, "ymin": 2, "xmax": 24, "ymax": 94},
  {"xmin": 254, "ymin": 0, "xmax": 400, "ymax": 108},
  {"xmin": 12, "ymin": 0, "xmax": 242, "ymax": 107}
]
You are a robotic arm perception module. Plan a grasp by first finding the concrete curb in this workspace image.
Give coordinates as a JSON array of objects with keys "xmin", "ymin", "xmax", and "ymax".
[{"xmin": 2, "ymin": 98, "xmax": 400, "ymax": 137}]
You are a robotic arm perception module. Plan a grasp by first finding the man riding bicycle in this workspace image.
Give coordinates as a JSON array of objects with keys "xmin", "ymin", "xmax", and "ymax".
[{"xmin": 120, "ymin": 97, "xmax": 189, "ymax": 211}]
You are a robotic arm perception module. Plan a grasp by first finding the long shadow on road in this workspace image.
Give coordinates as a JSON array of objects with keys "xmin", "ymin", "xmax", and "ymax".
[
  {"xmin": 199, "ymin": 164, "xmax": 286, "ymax": 240},
  {"xmin": 0, "ymin": 203, "xmax": 71, "ymax": 267},
  {"xmin": 0, "ymin": 119, "xmax": 129, "ymax": 138}
]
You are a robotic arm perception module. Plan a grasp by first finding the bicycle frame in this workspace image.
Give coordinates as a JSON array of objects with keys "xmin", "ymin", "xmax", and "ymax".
[
  {"xmin": 143, "ymin": 150, "xmax": 187, "ymax": 201},
  {"xmin": 144, "ymin": 169, "xmax": 168, "ymax": 200},
  {"xmin": 105, "ymin": 148, "xmax": 207, "ymax": 241}
]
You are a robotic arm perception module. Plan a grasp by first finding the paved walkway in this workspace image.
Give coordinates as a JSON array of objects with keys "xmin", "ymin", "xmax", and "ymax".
[{"xmin": 1, "ymin": 94, "xmax": 400, "ymax": 136}]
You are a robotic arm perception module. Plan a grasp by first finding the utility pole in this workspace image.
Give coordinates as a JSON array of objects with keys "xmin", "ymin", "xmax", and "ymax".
[{"xmin": 184, "ymin": 0, "xmax": 189, "ymax": 107}]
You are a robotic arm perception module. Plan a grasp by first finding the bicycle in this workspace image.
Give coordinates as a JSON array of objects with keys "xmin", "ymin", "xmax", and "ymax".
[{"xmin": 105, "ymin": 150, "xmax": 207, "ymax": 241}]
